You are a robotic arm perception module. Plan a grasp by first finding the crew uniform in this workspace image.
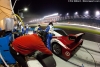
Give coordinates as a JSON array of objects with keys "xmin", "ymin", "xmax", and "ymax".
[
  {"xmin": 10, "ymin": 34, "xmax": 52, "ymax": 67},
  {"xmin": 34, "ymin": 25, "xmax": 42, "ymax": 33},
  {"xmin": 45, "ymin": 22, "xmax": 54, "ymax": 50},
  {"xmin": 13, "ymin": 24, "xmax": 19, "ymax": 39}
]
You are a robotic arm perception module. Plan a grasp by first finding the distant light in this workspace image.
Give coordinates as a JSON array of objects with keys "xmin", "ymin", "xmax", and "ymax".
[
  {"xmin": 32, "ymin": 20, "xmax": 34, "ymax": 22},
  {"xmin": 85, "ymin": 11, "xmax": 89, "ymax": 15},
  {"xmin": 36, "ymin": 19, "xmax": 38, "ymax": 21},
  {"xmin": 66, "ymin": 13, "xmax": 69, "ymax": 16},
  {"xmin": 59, "ymin": 14, "xmax": 62, "ymax": 16},
  {"xmin": 44, "ymin": 13, "xmax": 58, "ymax": 18},
  {"xmin": 75, "ymin": 12, "xmax": 78, "ymax": 15},
  {"xmin": 29, "ymin": 20, "xmax": 33, "ymax": 22},
  {"xmin": 95, "ymin": 11, "xmax": 100, "ymax": 16},
  {"xmin": 24, "ymin": 7, "xmax": 28, "ymax": 11},
  {"xmin": 40, "ymin": 18, "xmax": 44, "ymax": 20}
]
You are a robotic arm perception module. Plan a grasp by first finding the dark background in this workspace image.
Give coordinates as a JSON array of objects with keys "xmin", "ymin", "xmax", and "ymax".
[{"xmin": 11, "ymin": 0, "xmax": 100, "ymax": 22}]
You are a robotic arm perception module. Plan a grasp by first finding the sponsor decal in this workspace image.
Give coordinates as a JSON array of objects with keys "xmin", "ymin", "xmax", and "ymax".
[{"xmin": 65, "ymin": 51, "xmax": 70, "ymax": 56}]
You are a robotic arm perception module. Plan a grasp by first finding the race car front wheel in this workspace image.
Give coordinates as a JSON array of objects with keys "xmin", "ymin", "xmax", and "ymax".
[{"xmin": 52, "ymin": 43, "xmax": 62, "ymax": 55}]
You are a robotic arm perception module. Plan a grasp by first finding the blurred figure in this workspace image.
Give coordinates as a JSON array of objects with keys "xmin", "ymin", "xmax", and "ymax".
[
  {"xmin": 21, "ymin": 25, "xmax": 26, "ymax": 35},
  {"xmin": 22, "ymin": 25, "xmax": 29, "ymax": 35},
  {"xmin": 18, "ymin": 24, "xmax": 23, "ymax": 36},
  {"xmin": 25, "ymin": 24, "xmax": 30, "ymax": 35},
  {"xmin": 45, "ymin": 22, "xmax": 54, "ymax": 50},
  {"xmin": 10, "ymin": 33, "xmax": 52, "ymax": 67},
  {"xmin": 34, "ymin": 25, "xmax": 42, "ymax": 33},
  {"xmin": 26, "ymin": 24, "xmax": 29, "ymax": 29},
  {"xmin": 13, "ymin": 24, "xmax": 19, "ymax": 39},
  {"xmin": 17, "ymin": 22, "xmax": 24, "ymax": 36},
  {"xmin": 13, "ymin": 23, "xmax": 24, "ymax": 39}
]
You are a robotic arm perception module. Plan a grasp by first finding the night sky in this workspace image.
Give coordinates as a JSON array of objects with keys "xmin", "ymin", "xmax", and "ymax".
[{"xmin": 11, "ymin": 0, "xmax": 100, "ymax": 22}]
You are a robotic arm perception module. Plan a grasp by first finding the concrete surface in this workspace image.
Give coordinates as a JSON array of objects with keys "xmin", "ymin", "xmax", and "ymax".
[{"xmin": 54, "ymin": 40, "xmax": 100, "ymax": 67}]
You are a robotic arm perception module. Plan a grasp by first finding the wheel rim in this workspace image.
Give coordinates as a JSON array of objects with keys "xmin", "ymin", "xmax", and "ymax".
[{"xmin": 53, "ymin": 44, "xmax": 61, "ymax": 55}]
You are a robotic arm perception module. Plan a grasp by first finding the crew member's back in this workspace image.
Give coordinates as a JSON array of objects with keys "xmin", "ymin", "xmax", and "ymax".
[{"xmin": 12, "ymin": 34, "xmax": 52, "ymax": 55}]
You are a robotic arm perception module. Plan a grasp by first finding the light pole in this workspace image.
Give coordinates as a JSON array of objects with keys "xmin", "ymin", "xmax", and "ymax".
[
  {"xmin": 84, "ymin": 10, "xmax": 89, "ymax": 18},
  {"xmin": 66, "ymin": 13, "xmax": 69, "ymax": 19},
  {"xmin": 74, "ymin": 12, "xmax": 78, "ymax": 18},
  {"xmin": 12, "ymin": 0, "xmax": 18, "ymax": 10},
  {"xmin": 18, "ymin": 7, "xmax": 28, "ymax": 18}
]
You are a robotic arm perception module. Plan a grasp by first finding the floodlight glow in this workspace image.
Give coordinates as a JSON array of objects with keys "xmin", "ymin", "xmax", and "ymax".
[
  {"xmin": 32, "ymin": 20, "xmax": 34, "ymax": 22},
  {"xmin": 95, "ymin": 11, "xmax": 100, "ymax": 16},
  {"xmin": 85, "ymin": 11, "xmax": 89, "ymax": 15},
  {"xmin": 24, "ymin": 7, "xmax": 28, "ymax": 11},
  {"xmin": 59, "ymin": 14, "xmax": 62, "ymax": 16},
  {"xmin": 44, "ymin": 13, "xmax": 58, "ymax": 18},
  {"xmin": 40, "ymin": 18, "xmax": 44, "ymax": 20},
  {"xmin": 67, "ymin": 23, "xmax": 100, "ymax": 30},
  {"xmin": 55, "ymin": 23, "xmax": 100, "ymax": 30},
  {"xmin": 75, "ymin": 12, "xmax": 78, "ymax": 15},
  {"xmin": 29, "ymin": 20, "xmax": 33, "ymax": 22},
  {"xmin": 66, "ymin": 13, "xmax": 69, "ymax": 15}
]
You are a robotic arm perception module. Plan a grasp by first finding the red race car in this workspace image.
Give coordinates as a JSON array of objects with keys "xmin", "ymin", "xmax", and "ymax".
[
  {"xmin": 27, "ymin": 28, "xmax": 84, "ymax": 59},
  {"xmin": 50, "ymin": 28, "xmax": 84, "ymax": 59}
]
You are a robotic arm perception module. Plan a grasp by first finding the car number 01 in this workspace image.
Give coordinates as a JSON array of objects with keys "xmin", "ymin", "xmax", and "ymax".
[{"xmin": 65, "ymin": 51, "xmax": 70, "ymax": 56}]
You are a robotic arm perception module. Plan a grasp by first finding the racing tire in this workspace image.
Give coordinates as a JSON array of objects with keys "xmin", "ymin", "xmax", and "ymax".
[{"xmin": 52, "ymin": 43, "xmax": 62, "ymax": 55}]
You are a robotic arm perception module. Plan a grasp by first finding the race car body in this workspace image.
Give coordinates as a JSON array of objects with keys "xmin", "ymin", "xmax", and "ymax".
[
  {"xmin": 27, "ymin": 28, "xmax": 84, "ymax": 59},
  {"xmin": 51, "ymin": 28, "xmax": 84, "ymax": 59}
]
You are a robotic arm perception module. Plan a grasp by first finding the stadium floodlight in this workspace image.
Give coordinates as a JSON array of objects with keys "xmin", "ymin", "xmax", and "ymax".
[
  {"xmin": 24, "ymin": 7, "xmax": 28, "ymax": 11},
  {"xmin": 85, "ymin": 10, "xmax": 89, "ymax": 15},
  {"xmin": 95, "ymin": 11, "xmax": 100, "ymax": 16},
  {"xmin": 66, "ymin": 13, "xmax": 69, "ymax": 16},
  {"xmin": 75, "ymin": 12, "xmax": 78, "ymax": 15},
  {"xmin": 84, "ymin": 10, "xmax": 89, "ymax": 18}
]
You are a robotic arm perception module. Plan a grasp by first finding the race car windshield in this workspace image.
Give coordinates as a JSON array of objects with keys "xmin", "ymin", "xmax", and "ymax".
[{"xmin": 54, "ymin": 30, "xmax": 67, "ymax": 36}]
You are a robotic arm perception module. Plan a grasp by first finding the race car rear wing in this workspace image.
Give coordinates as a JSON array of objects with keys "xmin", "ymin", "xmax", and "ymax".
[{"xmin": 68, "ymin": 33, "xmax": 85, "ymax": 43}]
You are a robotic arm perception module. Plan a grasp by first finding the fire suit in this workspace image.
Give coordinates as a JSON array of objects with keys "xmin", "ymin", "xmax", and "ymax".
[{"xmin": 45, "ymin": 25, "xmax": 54, "ymax": 50}]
